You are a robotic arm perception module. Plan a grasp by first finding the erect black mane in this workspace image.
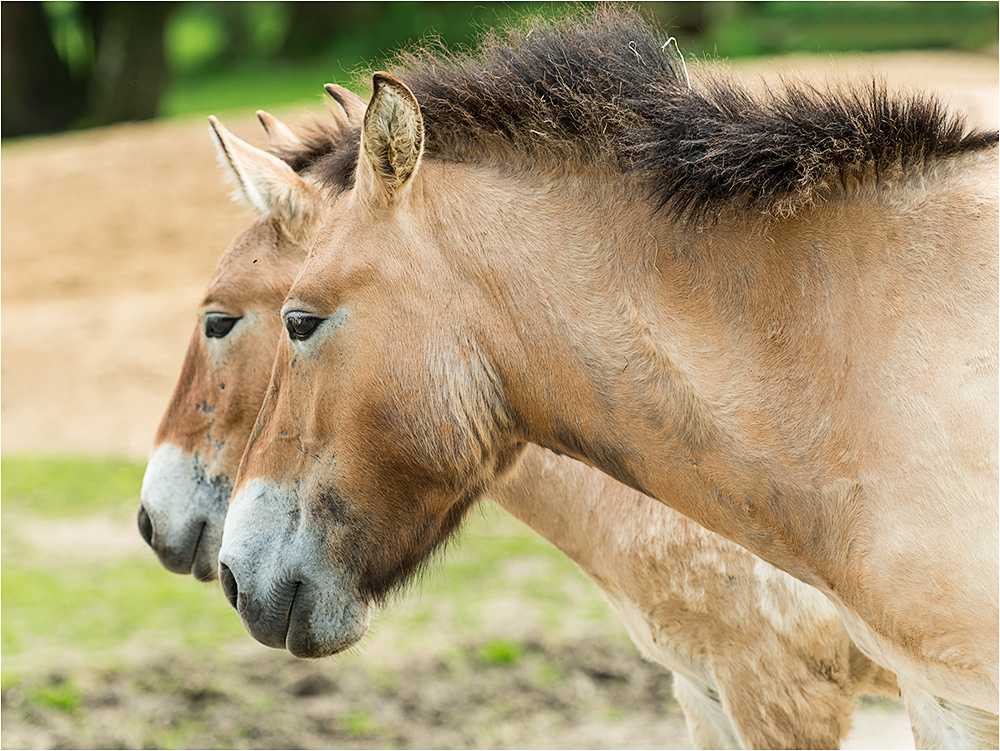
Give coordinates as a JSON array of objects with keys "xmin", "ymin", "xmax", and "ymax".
[
  {"xmin": 266, "ymin": 112, "xmax": 361, "ymax": 190},
  {"xmin": 304, "ymin": 5, "xmax": 997, "ymax": 221}
]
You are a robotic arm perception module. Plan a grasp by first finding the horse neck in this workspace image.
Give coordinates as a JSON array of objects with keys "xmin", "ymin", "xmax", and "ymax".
[{"xmin": 449, "ymin": 169, "xmax": 878, "ymax": 588}]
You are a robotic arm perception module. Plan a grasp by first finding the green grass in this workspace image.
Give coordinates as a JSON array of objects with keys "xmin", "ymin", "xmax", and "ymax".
[
  {"xmin": 1, "ymin": 455, "xmax": 626, "ymax": 676},
  {"xmin": 530, "ymin": 661, "xmax": 565, "ymax": 689},
  {"xmin": 1, "ymin": 454, "xmax": 145, "ymax": 517},
  {"xmin": 698, "ymin": 1, "xmax": 999, "ymax": 58},
  {"xmin": 23, "ymin": 677, "xmax": 83, "ymax": 714},
  {"xmin": 340, "ymin": 708, "xmax": 380, "ymax": 738},
  {"xmin": 160, "ymin": 56, "xmax": 364, "ymax": 121},
  {"xmin": 1, "ymin": 557, "xmax": 249, "ymax": 669},
  {"xmin": 478, "ymin": 638, "xmax": 524, "ymax": 667}
]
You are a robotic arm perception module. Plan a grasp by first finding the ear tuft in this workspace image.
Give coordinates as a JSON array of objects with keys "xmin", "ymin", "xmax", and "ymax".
[
  {"xmin": 256, "ymin": 110, "xmax": 302, "ymax": 151},
  {"xmin": 208, "ymin": 115, "xmax": 322, "ymax": 242},
  {"xmin": 359, "ymin": 73, "xmax": 424, "ymax": 203},
  {"xmin": 323, "ymin": 84, "xmax": 367, "ymax": 127}
]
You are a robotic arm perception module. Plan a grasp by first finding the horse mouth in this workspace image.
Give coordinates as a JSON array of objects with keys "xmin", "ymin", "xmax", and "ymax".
[
  {"xmin": 219, "ymin": 564, "xmax": 301, "ymax": 651},
  {"xmin": 138, "ymin": 505, "xmax": 218, "ymax": 580},
  {"xmin": 283, "ymin": 581, "xmax": 301, "ymax": 646},
  {"xmin": 218, "ymin": 561, "xmax": 369, "ymax": 659},
  {"xmin": 189, "ymin": 522, "xmax": 219, "ymax": 582}
]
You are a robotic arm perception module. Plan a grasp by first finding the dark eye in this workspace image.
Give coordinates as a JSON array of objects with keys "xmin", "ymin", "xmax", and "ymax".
[
  {"xmin": 285, "ymin": 312, "xmax": 323, "ymax": 341},
  {"xmin": 205, "ymin": 314, "xmax": 240, "ymax": 339}
]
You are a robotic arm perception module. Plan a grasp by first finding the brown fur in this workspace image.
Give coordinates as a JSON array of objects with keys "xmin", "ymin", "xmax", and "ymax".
[
  {"xmin": 144, "ymin": 109, "xmax": 904, "ymax": 747},
  {"xmin": 152, "ymin": 219, "xmax": 303, "ymax": 470},
  {"xmin": 235, "ymin": 137, "xmax": 996, "ymax": 742},
  {"xmin": 218, "ymin": 17, "xmax": 995, "ymax": 743},
  {"xmin": 373, "ymin": 6, "xmax": 997, "ymax": 222}
]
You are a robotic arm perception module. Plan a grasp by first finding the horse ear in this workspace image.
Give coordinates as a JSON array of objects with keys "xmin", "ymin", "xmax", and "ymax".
[
  {"xmin": 208, "ymin": 115, "xmax": 322, "ymax": 241},
  {"xmin": 256, "ymin": 110, "xmax": 302, "ymax": 151},
  {"xmin": 358, "ymin": 72, "xmax": 424, "ymax": 203},
  {"xmin": 323, "ymin": 83, "xmax": 367, "ymax": 127}
]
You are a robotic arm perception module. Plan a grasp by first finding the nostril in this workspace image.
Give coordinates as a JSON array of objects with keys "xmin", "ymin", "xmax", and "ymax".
[
  {"xmin": 219, "ymin": 563, "xmax": 239, "ymax": 611},
  {"xmin": 137, "ymin": 505, "xmax": 154, "ymax": 546}
]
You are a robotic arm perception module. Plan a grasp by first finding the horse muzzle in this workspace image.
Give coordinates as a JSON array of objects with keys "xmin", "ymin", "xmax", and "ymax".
[
  {"xmin": 218, "ymin": 478, "xmax": 370, "ymax": 658},
  {"xmin": 138, "ymin": 443, "xmax": 231, "ymax": 581}
]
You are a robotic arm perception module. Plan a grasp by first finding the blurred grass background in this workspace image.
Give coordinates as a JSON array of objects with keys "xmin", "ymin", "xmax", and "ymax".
[
  {"xmin": 1, "ymin": 456, "xmax": 624, "ymax": 684},
  {"xmin": 4, "ymin": 1, "xmax": 997, "ymax": 137},
  {"xmin": 2, "ymin": 455, "xmax": 637, "ymax": 745}
]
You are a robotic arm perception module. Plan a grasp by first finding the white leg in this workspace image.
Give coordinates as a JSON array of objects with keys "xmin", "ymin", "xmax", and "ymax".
[
  {"xmin": 673, "ymin": 672, "xmax": 743, "ymax": 750},
  {"xmin": 899, "ymin": 680, "xmax": 999, "ymax": 749}
]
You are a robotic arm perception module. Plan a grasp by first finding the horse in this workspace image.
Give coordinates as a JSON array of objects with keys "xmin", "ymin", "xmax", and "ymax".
[
  {"xmin": 217, "ymin": 9, "xmax": 997, "ymax": 746},
  {"xmin": 140, "ymin": 103, "xmax": 901, "ymax": 747}
]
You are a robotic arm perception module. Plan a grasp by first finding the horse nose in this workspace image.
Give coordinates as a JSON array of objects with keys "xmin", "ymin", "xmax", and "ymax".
[
  {"xmin": 219, "ymin": 562, "xmax": 239, "ymax": 611},
  {"xmin": 137, "ymin": 504, "xmax": 154, "ymax": 547}
]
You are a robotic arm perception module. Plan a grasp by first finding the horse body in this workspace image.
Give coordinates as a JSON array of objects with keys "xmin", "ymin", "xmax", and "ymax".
[
  {"xmin": 139, "ymin": 109, "xmax": 910, "ymax": 747},
  {"xmin": 248, "ymin": 145, "xmax": 997, "ymax": 706},
  {"xmin": 496, "ymin": 447, "xmax": 900, "ymax": 748},
  {"xmin": 217, "ymin": 14, "xmax": 998, "ymax": 744}
]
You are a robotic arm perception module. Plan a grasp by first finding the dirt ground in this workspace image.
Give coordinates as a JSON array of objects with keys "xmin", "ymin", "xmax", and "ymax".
[
  {"xmin": 2, "ymin": 51, "xmax": 996, "ymax": 749},
  {"xmin": 2, "ymin": 638, "xmax": 916, "ymax": 751}
]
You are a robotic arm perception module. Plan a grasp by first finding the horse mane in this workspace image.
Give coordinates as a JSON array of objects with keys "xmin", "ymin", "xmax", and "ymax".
[
  {"xmin": 266, "ymin": 111, "xmax": 361, "ymax": 190},
  {"xmin": 301, "ymin": 5, "xmax": 998, "ymax": 222}
]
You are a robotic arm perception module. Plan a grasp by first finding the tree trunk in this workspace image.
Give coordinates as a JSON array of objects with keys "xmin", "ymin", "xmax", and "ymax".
[
  {"xmin": 1, "ymin": 2, "xmax": 83, "ymax": 137},
  {"xmin": 84, "ymin": 2, "xmax": 176, "ymax": 126}
]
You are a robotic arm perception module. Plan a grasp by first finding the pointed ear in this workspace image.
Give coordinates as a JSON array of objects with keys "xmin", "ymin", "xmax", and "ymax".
[
  {"xmin": 208, "ymin": 115, "xmax": 322, "ymax": 241},
  {"xmin": 323, "ymin": 83, "xmax": 367, "ymax": 127},
  {"xmin": 256, "ymin": 110, "xmax": 302, "ymax": 151},
  {"xmin": 358, "ymin": 73, "xmax": 424, "ymax": 203}
]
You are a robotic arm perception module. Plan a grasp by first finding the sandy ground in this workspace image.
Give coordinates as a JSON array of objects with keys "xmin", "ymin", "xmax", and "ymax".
[{"xmin": 2, "ymin": 50, "xmax": 996, "ymax": 749}]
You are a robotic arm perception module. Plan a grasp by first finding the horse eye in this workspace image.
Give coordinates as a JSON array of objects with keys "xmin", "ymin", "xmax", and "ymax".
[
  {"xmin": 205, "ymin": 315, "xmax": 240, "ymax": 339},
  {"xmin": 285, "ymin": 313, "xmax": 322, "ymax": 341}
]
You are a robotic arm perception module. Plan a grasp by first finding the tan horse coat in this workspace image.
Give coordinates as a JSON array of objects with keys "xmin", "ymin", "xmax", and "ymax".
[
  {"xmin": 219, "ymin": 19, "xmax": 997, "ymax": 746},
  {"xmin": 142, "ymin": 108, "xmax": 900, "ymax": 748}
]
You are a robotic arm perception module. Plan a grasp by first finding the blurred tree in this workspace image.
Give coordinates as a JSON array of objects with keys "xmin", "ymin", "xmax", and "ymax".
[
  {"xmin": 640, "ymin": 1, "xmax": 714, "ymax": 37},
  {"xmin": 1, "ymin": 2, "xmax": 82, "ymax": 136},
  {"xmin": 82, "ymin": 2, "xmax": 177, "ymax": 126},
  {"xmin": 2, "ymin": 1, "xmax": 177, "ymax": 137}
]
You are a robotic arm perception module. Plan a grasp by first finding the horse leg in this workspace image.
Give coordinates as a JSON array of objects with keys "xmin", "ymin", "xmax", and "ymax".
[
  {"xmin": 710, "ymin": 658, "xmax": 853, "ymax": 749},
  {"xmin": 672, "ymin": 672, "xmax": 743, "ymax": 749},
  {"xmin": 899, "ymin": 680, "xmax": 999, "ymax": 749}
]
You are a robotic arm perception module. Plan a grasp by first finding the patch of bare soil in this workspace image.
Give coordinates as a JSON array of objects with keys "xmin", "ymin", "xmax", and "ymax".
[
  {"xmin": 0, "ymin": 637, "xmax": 917, "ymax": 751},
  {"xmin": 3, "ymin": 639, "xmax": 688, "ymax": 750}
]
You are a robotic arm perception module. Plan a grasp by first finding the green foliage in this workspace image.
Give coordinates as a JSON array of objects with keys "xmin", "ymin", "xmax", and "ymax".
[
  {"xmin": 159, "ymin": 56, "xmax": 358, "ymax": 120},
  {"xmin": 166, "ymin": 2, "xmax": 290, "ymax": 75},
  {"xmin": 478, "ymin": 638, "xmax": 524, "ymax": 667},
  {"xmin": 43, "ymin": 1, "xmax": 93, "ymax": 76},
  {"xmin": 166, "ymin": 5, "xmax": 229, "ymax": 74},
  {"xmin": 696, "ymin": 1, "xmax": 1000, "ymax": 58},
  {"xmin": 1, "ymin": 557, "xmax": 248, "ymax": 667},
  {"xmin": 1, "ymin": 454, "xmax": 144, "ymax": 517},
  {"xmin": 340, "ymin": 708, "xmax": 379, "ymax": 738},
  {"xmin": 25, "ymin": 677, "xmax": 83, "ymax": 714}
]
